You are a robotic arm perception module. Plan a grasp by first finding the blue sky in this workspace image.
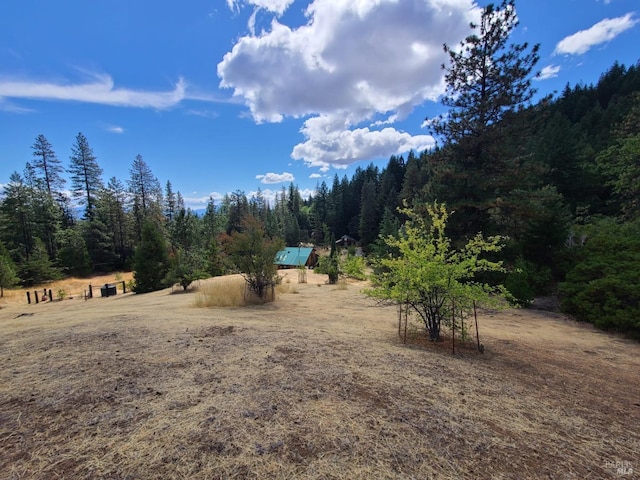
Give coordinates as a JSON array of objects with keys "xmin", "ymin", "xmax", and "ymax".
[{"xmin": 1, "ymin": 0, "xmax": 638, "ymax": 208}]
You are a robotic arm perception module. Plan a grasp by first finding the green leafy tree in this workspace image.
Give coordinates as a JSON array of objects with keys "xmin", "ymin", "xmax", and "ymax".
[
  {"xmin": 224, "ymin": 216, "xmax": 283, "ymax": 301},
  {"xmin": 132, "ymin": 220, "xmax": 169, "ymax": 293},
  {"xmin": 164, "ymin": 247, "xmax": 208, "ymax": 291},
  {"xmin": 367, "ymin": 203, "xmax": 509, "ymax": 341}
]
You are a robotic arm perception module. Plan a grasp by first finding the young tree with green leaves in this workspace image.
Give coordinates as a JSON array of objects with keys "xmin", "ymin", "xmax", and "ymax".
[
  {"xmin": 224, "ymin": 216, "xmax": 283, "ymax": 301},
  {"xmin": 367, "ymin": 203, "xmax": 509, "ymax": 342},
  {"xmin": 164, "ymin": 247, "xmax": 208, "ymax": 291}
]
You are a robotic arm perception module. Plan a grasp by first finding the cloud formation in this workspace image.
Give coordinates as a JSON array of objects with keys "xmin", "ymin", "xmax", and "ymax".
[
  {"xmin": 0, "ymin": 72, "xmax": 186, "ymax": 109},
  {"xmin": 536, "ymin": 65, "xmax": 561, "ymax": 80},
  {"xmin": 554, "ymin": 13, "xmax": 638, "ymax": 55},
  {"xmin": 256, "ymin": 171, "xmax": 295, "ymax": 184},
  {"xmin": 219, "ymin": 0, "xmax": 478, "ymax": 170},
  {"xmin": 106, "ymin": 125, "xmax": 125, "ymax": 134}
]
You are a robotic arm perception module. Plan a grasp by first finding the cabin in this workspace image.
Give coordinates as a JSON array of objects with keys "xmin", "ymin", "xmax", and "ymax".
[
  {"xmin": 274, "ymin": 247, "xmax": 319, "ymax": 269},
  {"xmin": 336, "ymin": 234, "xmax": 357, "ymax": 247}
]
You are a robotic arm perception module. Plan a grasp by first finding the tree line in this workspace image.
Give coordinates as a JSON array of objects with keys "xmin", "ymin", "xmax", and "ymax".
[{"xmin": 1, "ymin": 0, "xmax": 639, "ymax": 336}]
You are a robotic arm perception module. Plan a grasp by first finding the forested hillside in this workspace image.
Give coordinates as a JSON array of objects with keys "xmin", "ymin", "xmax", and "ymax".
[{"xmin": 1, "ymin": 6, "xmax": 638, "ymax": 335}]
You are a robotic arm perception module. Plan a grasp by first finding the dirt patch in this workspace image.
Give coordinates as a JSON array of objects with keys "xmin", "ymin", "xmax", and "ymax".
[{"xmin": 0, "ymin": 270, "xmax": 638, "ymax": 479}]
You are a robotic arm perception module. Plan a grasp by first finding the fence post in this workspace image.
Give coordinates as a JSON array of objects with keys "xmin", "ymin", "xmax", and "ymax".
[
  {"xmin": 88, "ymin": 285, "xmax": 93, "ymax": 299},
  {"xmin": 48, "ymin": 289, "xmax": 53, "ymax": 302},
  {"xmin": 35, "ymin": 291, "xmax": 39, "ymax": 304},
  {"xmin": 26, "ymin": 291, "xmax": 31, "ymax": 304},
  {"xmin": 122, "ymin": 280, "xmax": 126, "ymax": 293}
]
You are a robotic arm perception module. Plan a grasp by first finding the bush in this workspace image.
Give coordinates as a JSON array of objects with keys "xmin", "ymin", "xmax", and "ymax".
[
  {"xmin": 342, "ymin": 254, "xmax": 367, "ymax": 281},
  {"xmin": 504, "ymin": 257, "xmax": 552, "ymax": 307},
  {"xmin": 559, "ymin": 219, "xmax": 640, "ymax": 336}
]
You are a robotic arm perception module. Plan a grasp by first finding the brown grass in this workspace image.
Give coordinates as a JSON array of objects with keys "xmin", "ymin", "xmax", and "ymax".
[
  {"xmin": 0, "ymin": 272, "xmax": 134, "ymax": 308},
  {"xmin": 0, "ymin": 269, "xmax": 638, "ymax": 479}
]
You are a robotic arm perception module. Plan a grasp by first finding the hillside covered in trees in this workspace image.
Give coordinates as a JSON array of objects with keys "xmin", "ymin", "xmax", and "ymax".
[{"xmin": 1, "ymin": 2, "xmax": 639, "ymax": 336}]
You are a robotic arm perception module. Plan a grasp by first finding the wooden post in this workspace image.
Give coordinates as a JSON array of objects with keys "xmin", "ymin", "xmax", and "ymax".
[
  {"xmin": 474, "ymin": 301, "xmax": 482, "ymax": 353},
  {"xmin": 122, "ymin": 280, "xmax": 126, "ymax": 294},
  {"xmin": 88, "ymin": 285, "xmax": 93, "ymax": 299},
  {"xmin": 48, "ymin": 289, "xmax": 53, "ymax": 302},
  {"xmin": 451, "ymin": 299, "xmax": 455, "ymax": 355},
  {"xmin": 26, "ymin": 291, "xmax": 31, "ymax": 304},
  {"xmin": 403, "ymin": 302, "xmax": 408, "ymax": 344},
  {"xmin": 34, "ymin": 291, "xmax": 39, "ymax": 304}
]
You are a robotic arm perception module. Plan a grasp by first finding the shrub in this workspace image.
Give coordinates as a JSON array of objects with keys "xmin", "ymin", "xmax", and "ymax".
[
  {"xmin": 559, "ymin": 219, "xmax": 640, "ymax": 336},
  {"xmin": 342, "ymin": 254, "xmax": 368, "ymax": 281}
]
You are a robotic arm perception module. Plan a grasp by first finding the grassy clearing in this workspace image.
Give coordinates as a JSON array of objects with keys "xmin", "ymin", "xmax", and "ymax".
[
  {"xmin": 0, "ymin": 269, "xmax": 638, "ymax": 479},
  {"xmin": 0, "ymin": 272, "xmax": 134, "ymax": 308}
]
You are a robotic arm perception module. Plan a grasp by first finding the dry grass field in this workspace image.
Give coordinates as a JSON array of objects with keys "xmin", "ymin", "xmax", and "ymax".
[{"xmin": 1, "ymin": 270, "xmax": 638, "ymax": 479}]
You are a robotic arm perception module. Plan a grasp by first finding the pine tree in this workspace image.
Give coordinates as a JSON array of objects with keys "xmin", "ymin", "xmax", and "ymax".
[
  {"xmin": 0, "ymin": 242, "xmax": 19, "ymax": 297},
  {"xmin": 69, "ymin": 132, "xmax": 103, "ymax": 221},
  {"xmin": 132, "ymin": 220, "xmax": 169, "ymax": 293},
  {"xmin": 32, "ymin": 134, "xmax": 65, "ymax": 197},
  {"xmin": 128, "ymin": 154, "xmax": 162, "ymax": 239},
  {"xmin": 429, "ymin": 0, "xmax": 541, "ymax": 238}
]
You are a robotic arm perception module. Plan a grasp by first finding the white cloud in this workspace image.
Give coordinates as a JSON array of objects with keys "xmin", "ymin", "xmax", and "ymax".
[
  {"xmin": 0, "ymin": 97, "xmax": 33, "ymax": 113},
  {"xmin": 226, "ymin": 0, "xmax": 295, "ymax": 15},
  {"xmin": 106, "ymin": 125, "xmax": 125, "ymax": 134},
  {"xmin": 536, "ymin": 65, "xmax": 561, "ymax": 81},
  {"xmin": 554, "ymin": 13, "xmax": 638, "ymax": 55},
  {"xmin": 291, "ymin": 113, "xmax": 435, "ymax": 170},
  {"xmin": 182, "ymin": 192, "xmax": 224, "ymax": 209},
  {"xmin": 218, "ymin": 0, "xmax": 478, "ymax": 169},
  {"xmin": 309, "ymin": 173, "xmax": 322, "ymax": 179},
  {"xmin": 186, "ymin": 109, "xmax": 219, "ymax": 119},
  {"xmin": 0, "ymin": 72, "xmax": 186, "ymax": 109},
  {"xmin": 256, "ymin": 171, "xmax": 295, "ymax": 184}
]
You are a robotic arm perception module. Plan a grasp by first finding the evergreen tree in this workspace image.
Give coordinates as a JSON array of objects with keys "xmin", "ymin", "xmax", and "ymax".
[
  {"xmin": 69, "ymin": 132, "xmax": 103, "ymax": 221},
  {"xmin": 32, "ymin": 134, "xmax": 65, "ymax": 197},
  {"xmin": 128, "ymin": 154, "xmax": 162, "ymax": 239},
  {"xmin": 429, "ymin": 0, "xmax": 541, "ymax": 238},
  {"xmin": 0, "ymin": 172, "xmax": 36, "ymax": 261},
  {"xmin": 56, "ymin": 226, "xmax": 91, "ymax": 276},
  {"xmin": 164, "ymin": 180, "xmax": 177, "ymax": 223},
  {"xmin": 19, "ymin": 238, "xmax": 61, "ymax": 286},
  {"xmin": 100, "ymin": 177, "xmax": 131, "ymax": 267},
  {"xmin": 132, "ymin": 220, "xmax": 169, "ymax": 293},
  {"xmin": 0, "ymin": 242, "xmax": 19, "ymax": 297},
  {"xmin": 358, "ymin": 179, "xmax": 380, "ymax": 248}
]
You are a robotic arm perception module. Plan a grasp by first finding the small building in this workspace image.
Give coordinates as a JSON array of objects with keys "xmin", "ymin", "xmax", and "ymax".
[
  {"xmin": 336, "ymin": 234, "xmax": 357, "ymax": 247},
  {"xmin": 274, "ymin": 247, "xmax": 319, "ymax": 269}
]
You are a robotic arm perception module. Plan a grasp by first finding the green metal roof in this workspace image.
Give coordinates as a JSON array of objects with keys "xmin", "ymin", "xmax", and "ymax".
[{"xmin": 274, "ymin": 247, "xmax": 314, "ymax": 266}]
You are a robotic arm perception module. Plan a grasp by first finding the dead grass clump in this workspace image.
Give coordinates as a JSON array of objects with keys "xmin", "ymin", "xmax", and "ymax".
[
  {"xmin": 194, "ymin": 276, "xmax": 269, "ymax": 307},
  {"xmin": 276, "ymin": 282, "xmax": 299, "ymax": 295},
  {"xmin": 334, "ymin": 280, "xmax": 348, "ymax": 290}
]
